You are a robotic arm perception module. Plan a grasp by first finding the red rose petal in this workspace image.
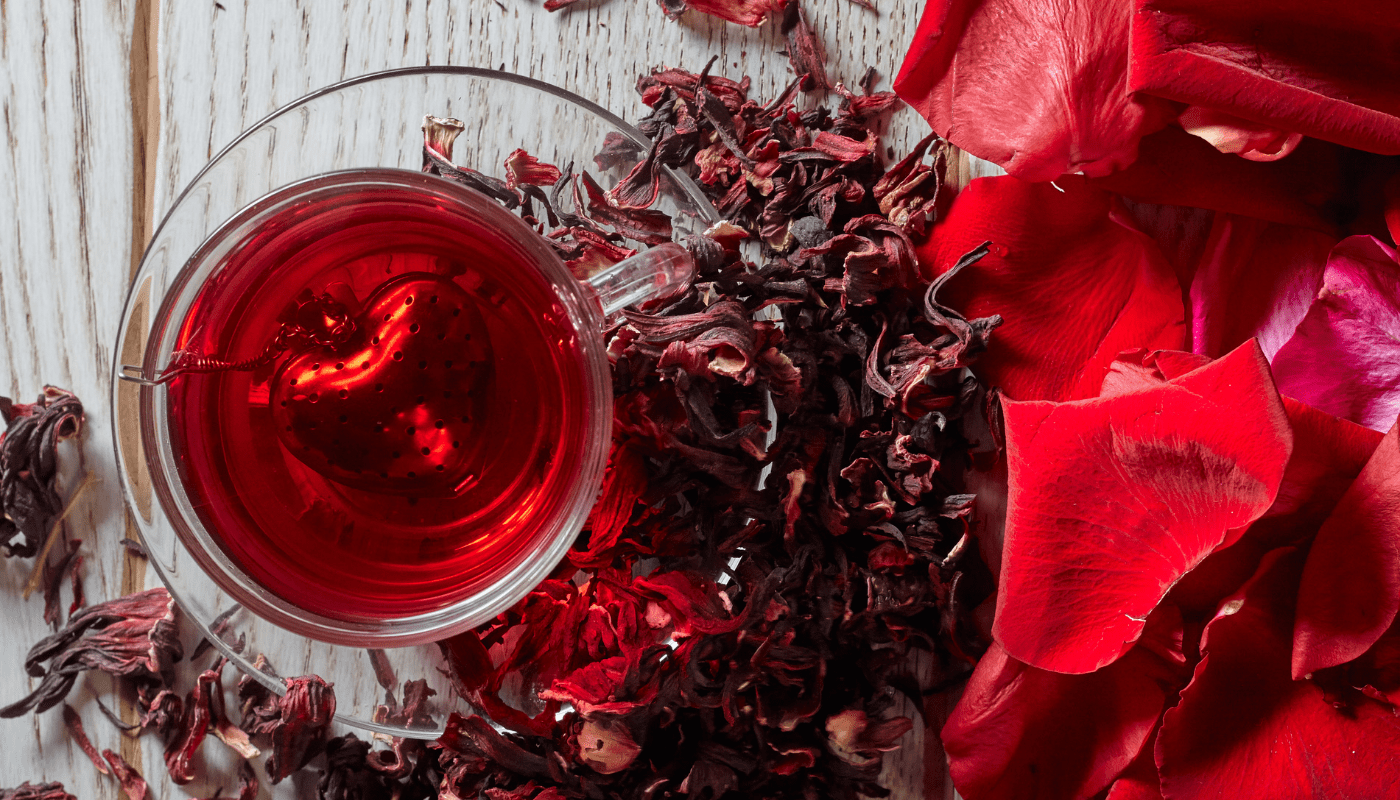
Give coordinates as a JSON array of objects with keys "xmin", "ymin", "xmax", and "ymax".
[
  {"xmin": 943, "ymin": 609, "xmax": 1185, "ymax": 800},
  {"xmin": 1270, "ymin": 236, "xmax": 1400, "ymax": 432},
  {"xmin": 1293, "ymin": 419, "xmax": 1400, "ymax": 677},
  {"xmin": 1269, "ymin": 398, "xmax": 1382, "ymax": 528},
  {"xmin": 1105, "ymin": 733, "xmax": 1165, "ymax": 800},
  {"xmin": 1187, "ymin": 215, "xmax": 1336, "ymax": 359},
  {"xmin": 1098, "ymin": 348, "xmax": 1211, "ymax": 399},
  {"xmin": 1129, "ymin": 1, "xmax": 1400, "ymax": 156},
  {"xmin": 995, "ymin": 342, "xmax": 1291, "ymax": 673},
  {"xmin": 893, "ymin": 0, "xmax": 1175, "ymax": 181},
  {"xmin": 917, "ymin": 176, "xmax": 1185, "ymax": 402},
  {"xmin": 1158, "ymin": 547, "xmax": 1400, "ymax": 799},
  {"xmin": 1090, "ymin": 127, "xmax": 1345, "ymax": 232},
  {"xmin": 1167, "ymin": 395, "xmax": 1378, "ymax": 619}
]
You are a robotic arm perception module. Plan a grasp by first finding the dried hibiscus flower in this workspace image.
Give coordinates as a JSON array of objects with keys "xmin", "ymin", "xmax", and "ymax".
[
  {"xmin": 0, "ymin": 784, "xmax": 76, "ymax": 800},
  {"xmin": 0, "ymin": 587, "xmax": 181, "ymax": 717},
  {"xmin": 0, "ymin": 386, "xmax": 84, "ymax": 559},
  {"xmin": 237, "ymin": 668, "xmax": 336, "ymax": 783}
]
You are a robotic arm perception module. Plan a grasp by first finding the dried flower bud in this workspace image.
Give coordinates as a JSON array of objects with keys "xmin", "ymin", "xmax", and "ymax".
[
  {"xmin": 421, "ymin": 115, "xmax": 464, "ymax": 163},
  {"xmin": 1, "ymin": 386, "xmax": 84, "ymax": 558},
  {"xmin": 239, "ymin": 671, "xmax": 336, "ymax": 784},
  {"xmin": 0, "ymin": 784, "xmax": 76, "ymax": 800}
]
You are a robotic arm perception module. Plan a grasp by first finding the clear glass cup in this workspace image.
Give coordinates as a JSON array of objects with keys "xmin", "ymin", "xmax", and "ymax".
[
  {"xmin": 133, "ymin": 166, "xmax": 693, "ymax": 647},
  {"xmin": 111, "ymin": 67, "xmax": 718, "ymax": 736}
]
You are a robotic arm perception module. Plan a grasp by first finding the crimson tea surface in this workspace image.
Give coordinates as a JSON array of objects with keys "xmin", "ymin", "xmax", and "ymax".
[{"xmin": 166, "ymin": 184, "xmax": 592, "ymax": 621}]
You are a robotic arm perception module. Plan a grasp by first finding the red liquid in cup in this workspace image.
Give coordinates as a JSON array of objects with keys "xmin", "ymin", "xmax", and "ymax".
[{"xmin": 165, "ymin": 185, "xmax": 592, "ymax": 621}]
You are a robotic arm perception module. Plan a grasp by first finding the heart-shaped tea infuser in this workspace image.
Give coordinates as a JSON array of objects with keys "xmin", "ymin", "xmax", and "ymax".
[{"xmin": 269, "ymin": 273, "xmax": 493, "ymax": 496}]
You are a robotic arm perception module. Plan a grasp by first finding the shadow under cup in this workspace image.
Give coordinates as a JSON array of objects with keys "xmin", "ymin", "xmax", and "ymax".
[{"xmin": 139, "ymin": 169, "xmax": 613, "ymax": 647}]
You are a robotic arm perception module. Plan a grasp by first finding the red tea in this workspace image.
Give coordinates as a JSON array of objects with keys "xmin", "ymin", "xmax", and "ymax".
[{"xmin": 165, "ymin": 182, "xmax": 593, "ymax": 622}]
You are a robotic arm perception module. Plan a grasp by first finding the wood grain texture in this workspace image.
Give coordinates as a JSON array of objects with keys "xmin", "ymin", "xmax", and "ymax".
[
  {"xmin": 0, "ymin": 1, "xmax": 969, "ymax": 797},
  {"xmin": 0, "ymin": 0, "xmax": 168, "ymax": 796}
]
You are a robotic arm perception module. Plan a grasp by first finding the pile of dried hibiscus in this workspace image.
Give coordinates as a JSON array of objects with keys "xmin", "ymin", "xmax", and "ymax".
[{"xmin": 1, "ymin": 57, "xmax": 995, "ymax": 800}]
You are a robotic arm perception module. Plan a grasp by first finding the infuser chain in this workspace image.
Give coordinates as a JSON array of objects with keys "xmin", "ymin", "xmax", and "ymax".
[{"xmin": 135, "ymin": 292, "xmax": 359, "ymax": 386}]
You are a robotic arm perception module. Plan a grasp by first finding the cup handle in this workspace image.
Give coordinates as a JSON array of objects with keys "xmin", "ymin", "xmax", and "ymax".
[{"xmin": 585, "ymin": 242, "xmax": 695, "ymax": 320}]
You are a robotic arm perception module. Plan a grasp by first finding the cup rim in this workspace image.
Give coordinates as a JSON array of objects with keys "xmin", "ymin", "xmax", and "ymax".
[
  {"xmin": 144, "ymin": 66, "xmax": 719, "ymax": 265},
  {"xmin": 136, "ymin": 167, "xmax": 614, "ymax": 647}
]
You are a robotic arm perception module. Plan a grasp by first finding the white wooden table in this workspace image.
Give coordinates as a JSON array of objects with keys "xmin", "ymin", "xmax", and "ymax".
[{"xmin": 0, "ymin": 2, "xmax": 947, "ymax": 797}]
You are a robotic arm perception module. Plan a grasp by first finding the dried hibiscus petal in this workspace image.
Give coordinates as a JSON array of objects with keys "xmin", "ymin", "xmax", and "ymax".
[
  {"xmin": 607, "ymin": 139, "xmax": 665, "ymax": 210},
  {"xmin": 682, "ymin": 0, "xmax": 785, "ymax": 27},
  {"xmin": 102, "ymin": 751, "xmax": 149, "ymax": 800},
  {"xmin": 433, "ymin": 713, "xmax": 549, "ymax": 798},
  {"xmin": 780, "ymin": 0, "xmax": 829, "ymax": 92},
  {"xmin": 503, "ymin": 148, "xmax": 563, "ymax": 191},
  {"xmin": 61, "ymin": 705, "xmax": 109, "ymax": 775},
  {"xmin": 167, "ymin": 659, "xmax": 259, "ymax": 784},
  {"xmin": 421, "ymin": 115, "xmax": 519, "ymax": 209},
  {"xmin": 319, "ymin": 734, "xmax": 395, "ymax": 800},
  {"xmin": 573, "ymin": 715, "xmax": 643, "ymax": 774},
  {"xmin": 233, "ymin": 760, "xmax": 258, "ymax": 800}
]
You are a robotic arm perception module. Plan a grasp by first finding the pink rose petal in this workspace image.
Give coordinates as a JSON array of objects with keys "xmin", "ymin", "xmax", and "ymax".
[
  {"xmin": 1187, "ymin": 215, "xmax": 1336, "ymax": 360},
  {"xmin": 1270, "ymin": 235, "xmax": 1400, "ymax": 432}
]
